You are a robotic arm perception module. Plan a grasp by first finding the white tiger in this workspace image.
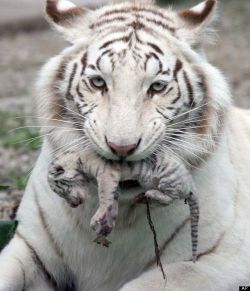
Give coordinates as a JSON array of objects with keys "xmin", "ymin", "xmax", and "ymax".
[{"xmin": 1, "ymin": 0, "xmax": 250, "ymax": 290}]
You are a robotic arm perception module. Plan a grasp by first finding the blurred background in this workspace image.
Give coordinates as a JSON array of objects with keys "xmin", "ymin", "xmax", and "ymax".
[{"xmin": 0, "ymin": 0, "xmax": 249, "ymax": 220}]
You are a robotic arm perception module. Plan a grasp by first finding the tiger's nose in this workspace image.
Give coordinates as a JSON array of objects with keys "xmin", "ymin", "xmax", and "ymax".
[{"xmin": 106, "ymin": 138, "xmax": 140, "ymax": 156}]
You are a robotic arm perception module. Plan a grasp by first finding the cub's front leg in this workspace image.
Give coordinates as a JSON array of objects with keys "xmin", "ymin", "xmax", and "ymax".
[
  {"xmin": 90, "ymin": 162, "xmax": 121, "ymax": 246},
  {"xmin": 48, "ymin": 151, "xmax": 89, "ymax": 207}
]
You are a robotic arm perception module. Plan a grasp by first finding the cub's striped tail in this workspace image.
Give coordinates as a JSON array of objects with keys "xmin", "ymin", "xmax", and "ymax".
[{"xmin": 187, "ymin": 192, "xmax": 199, "ymax": 263}]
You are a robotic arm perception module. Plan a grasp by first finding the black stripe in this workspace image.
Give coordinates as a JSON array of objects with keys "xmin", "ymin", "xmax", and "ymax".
[
  {"xmin": 143, "ymin": 17, "xmax": 175, "ymax": 33},
  {"xmin": 156, "ymin": 108, "xmax": 171, "ymax": 121},
  {"xmin": 133, "ymin": 30, "xmax": 144, "ymax": 43},
  {"xmin": 130, "ymin": 21, "xmax": 146, "ymax": 32},
  {"xmin": 147, "ymin": 42, "xmax": 164, "ymax": 55},
  {"xmin": 160, "ymin": 167, "xmax": 177, "ymax": 179},
  {"xmin": 82, "ymin": 105, "xmax": 97, "ymax": 117},
  {"xmin": 56, "ymin": 58, "xmax": 68, "ymax": 81},
  {"xmin": 100, "ymin": 49, "xmax": 112, "ymax": 58},
  {"xmin": 82, "ymin": 79, "xmax": 93, "ymax": 93},
  {"xmin": 162, "ymin": 69, "xmax": 170, "ymax": 75},
  {"xmin": 144, "ymin": 52, "xmax": 162, "ymax": 72},
  {"xmin": 35, "ymin": 194, "xmax": 64, "ymax": 259},
  {"xmin": 165, "ymin": 87, "xmax": 174, "ymax": 96},
  {"xmin": 66, "ymin": 63, "xmax": 78, "ymax": 100},
  {"xmin": 16, "ymin": 231, "xmax": 59, "ymax": 289},
  {"xmin": 76, "ymin": 84, "xmax": 85, "ymax": 99},
  {"xmin": 171, "ymin": 60, "xmax": 184, "ymax": 105},
  {"xmin": 109, "ymin": 54, "xmax": 116, "ymax": 72},
  {"xmin": 136, "ymin": 7, "xmax": 174, "ymax": 23},
  {"xmin": 132, "ymin": 50, "xmax": 143, "ymax": 61},
  {"xmin": 96, "ymin": 49, "xmax": 112, "ymax": 70},
  {"xmin": 171, "ymin": 84, "xmax": 181, "ymax": 104},
  {"xmin": 90, "ymin": 16, "xmax": 127, "ymax": 29},
  {"xmin": 100, "ymin": 7, "xmax": 174, "ymax": 24},
  {"xmin": 172, "ymin": 108, "xmax": 181, "ymax": 119},
  {"xmin": 183, "ymin": 71, "xmax": 195, "ymax": 108},
  {"xmin": 173, "ymin": 59, "xmax": 183, "ymax": 80},
  {"xmin": 99, "ymin": 33, "xmax": 132, "ymax": 50},
  {"xmin": 149, "ymin": 52, "xmax": 160, "ymax": 61},
  {"xmin": 144, "ymin": 54, "xmax": 150, "ymax": 71},
  {"xmin": 88, "ymin": 64, "xmax": 97, "ymax": 70},
  {"xmin": 81, "ymin": 52, "xmax": 88, "ymax": 75}
]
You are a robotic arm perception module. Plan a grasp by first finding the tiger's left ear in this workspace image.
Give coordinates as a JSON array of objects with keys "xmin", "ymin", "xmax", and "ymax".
[
  {"xmin": 177, "ymin": 0, "xmax": 218, "ymax": 46},
  {"xmin": 45, "ymin": 0, "xmax": 94, "ymax": 42}
]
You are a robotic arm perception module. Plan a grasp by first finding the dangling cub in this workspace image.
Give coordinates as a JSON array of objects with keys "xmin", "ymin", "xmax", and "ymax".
[{"xmin": 48, "ymin": 149, "xmax": 199, "ymax": 261}]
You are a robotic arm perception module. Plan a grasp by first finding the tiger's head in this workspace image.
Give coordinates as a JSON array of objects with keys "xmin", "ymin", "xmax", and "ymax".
[{"xmin": 38, "ymin": 0, "xmax": 231, "ymax": 164}]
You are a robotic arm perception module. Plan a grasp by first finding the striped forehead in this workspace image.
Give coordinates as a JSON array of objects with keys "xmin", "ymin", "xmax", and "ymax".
[
  {"xmin": 91, "ymin": 3, "xmax": 176, "ymax": 35},
  {"xmin": 86, "ymin": 40, "xmax": 171, "ymax": 78},
  {"xmin": 86, "ymin": 33, "xmax": 175, "ymax": 77},
  {"xmin": 85, "ymin": 4, "xmax": 178, "ymax": 75}
]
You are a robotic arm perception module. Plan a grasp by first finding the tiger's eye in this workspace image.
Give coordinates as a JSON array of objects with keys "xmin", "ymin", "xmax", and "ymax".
[
  {"xmin": 149, "ymin": 82, "xmax": 166, "ymax": 93},
  {"xmin": 90, "ymin": 76, "xmax": 106, "ymax": 90}
]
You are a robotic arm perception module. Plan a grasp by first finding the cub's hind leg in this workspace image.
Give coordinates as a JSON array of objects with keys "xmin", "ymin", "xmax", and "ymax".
[
  {"xmin": 153, "ymin": 158, "xmax": 199, "ymax": 262},
  {"xmin": 139, "ymin": 157, "xmax": 199, "ymax": 262}
]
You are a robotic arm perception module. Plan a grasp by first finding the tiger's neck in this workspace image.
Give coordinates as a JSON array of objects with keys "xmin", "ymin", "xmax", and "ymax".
[{"xmin": 16, "ymin": 129, "xmax": 237, "ymax": 290}]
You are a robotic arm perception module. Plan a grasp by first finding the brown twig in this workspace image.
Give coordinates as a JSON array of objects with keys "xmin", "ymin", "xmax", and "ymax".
[{"xmin": 145, "ymin": 197, "xmax": 166, "ymax": 280}]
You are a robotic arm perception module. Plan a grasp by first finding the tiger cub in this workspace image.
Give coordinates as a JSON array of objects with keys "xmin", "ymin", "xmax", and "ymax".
[{"xmin": 48, "ymin": 150, "xmax": 199, "ymax": 262}]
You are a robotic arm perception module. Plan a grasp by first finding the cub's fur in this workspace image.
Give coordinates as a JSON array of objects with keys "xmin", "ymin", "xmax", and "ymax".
[
  {"xmin": 1, "ymin": 0, "xmax": 250, "ymax": 290},
  {"xmin": 48, "ymin": 149, "xmax": 199, "ymax": 261}
]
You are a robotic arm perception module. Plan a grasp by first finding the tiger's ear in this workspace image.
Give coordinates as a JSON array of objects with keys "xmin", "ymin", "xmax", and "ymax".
[
  {"xmin": 177, "ymin": 0, "xmax": 217, "ymax": 46},
  {"xmin": 45, "ymin": 0, "xmax": 94, "ymax": 42}
]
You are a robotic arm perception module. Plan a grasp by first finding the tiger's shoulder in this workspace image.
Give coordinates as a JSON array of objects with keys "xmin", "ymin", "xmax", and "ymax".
[{"xmin": 227, "ymin": 106, "xmax": 250, "ymax": 184}]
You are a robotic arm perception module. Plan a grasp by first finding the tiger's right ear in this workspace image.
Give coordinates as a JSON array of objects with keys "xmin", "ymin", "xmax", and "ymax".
[{"xmin": 45, "ymin": 0, "xmax": 94, "ymax": 42}]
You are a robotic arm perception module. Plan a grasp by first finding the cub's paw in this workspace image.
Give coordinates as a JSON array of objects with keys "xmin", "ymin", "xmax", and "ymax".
[
  {"xmin": 48, "ymin": 177, "xmax": 88, "ymax": 208},
  {"xmin": 90, "ymin": 203, "xmax": 118, "ymax": 237},
  {"xmin": 63, "ymin": 185, "xmax": 88, "ymax": 208},
  {"xmin": 145, "ymin": 189, "xmax": 174, "ymax": 205},
  {"xmin": 93, "ymin": 235, "xmax": 112, "ymax": 248},
  {"xmin": 48, "ymin": 161, "xmax": 88, "ymax": 207}
]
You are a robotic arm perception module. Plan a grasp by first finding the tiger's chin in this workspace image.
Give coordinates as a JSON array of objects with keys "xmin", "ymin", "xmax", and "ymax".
[{"xmin": 93, "ymin": 145, "xmax": 157, "ymax": 162}]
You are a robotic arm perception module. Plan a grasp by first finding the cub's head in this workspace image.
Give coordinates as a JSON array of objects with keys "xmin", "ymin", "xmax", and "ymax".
[{"xmin": 38, "ymin": 0, "xmax": 230, "ymax": 164}]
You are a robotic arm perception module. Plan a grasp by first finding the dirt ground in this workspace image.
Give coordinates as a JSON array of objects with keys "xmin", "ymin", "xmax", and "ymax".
[{"xmin": 0, "ymin": 0, "xmax": 249, "ymax": 219}]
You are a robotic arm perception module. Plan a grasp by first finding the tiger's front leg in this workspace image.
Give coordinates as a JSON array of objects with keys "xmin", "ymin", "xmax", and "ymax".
[
  {"xmin": 48, "ymin": 152, "xmax": 89, "ymax": 208},
  {"xmin": 0, "ymin": 235, "xmax": 55, "ymax": 291},
  {"xmin": 90, "ymin": 163, "xmax": 121, "ymax": 246}
]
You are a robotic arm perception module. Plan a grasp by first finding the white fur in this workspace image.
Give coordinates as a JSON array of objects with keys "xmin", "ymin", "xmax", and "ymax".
[
  {"xmin": 2, "ymin": 112, "xmax": 250, "ymax": 290},
  {"xmin": 57, "ymin": 0, "xmax": 76, "ymax": 11},
  {"xmin": 191, "ymin": 1, "xmax": 209, "ymax": 13},
  {"xmin": 1, "ymin": 0, "xmax": 249, "ymax": 290}
]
